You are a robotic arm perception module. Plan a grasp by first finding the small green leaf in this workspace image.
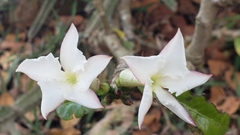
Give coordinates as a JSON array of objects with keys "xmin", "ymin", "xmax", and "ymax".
[
  {"xmin": 113, "ymin": 28, "xmax": 125, "ymax": 39},
  {"xmin": 56, "ymin": 101, "xmax": 92, "ymax": 120},
  {"xmin": 123, "ymin": 41, "xmax": 134, "ymax": 50},
  {"xmin": 234, "ymin": 37, "xmax": 240, "ymax": 56},
  {"xmin": 176, "ymin": 91, "xmax": 230, "ymax": 135}
]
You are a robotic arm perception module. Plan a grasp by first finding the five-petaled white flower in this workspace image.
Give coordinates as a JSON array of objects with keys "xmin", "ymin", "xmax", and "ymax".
[
  {"xmin": 121, "ymin": 29, "xmax": 212, "ymax": 129},
  {"xmin": 16, "ymin": 24, "xmax": 112, "ymax": 119}
]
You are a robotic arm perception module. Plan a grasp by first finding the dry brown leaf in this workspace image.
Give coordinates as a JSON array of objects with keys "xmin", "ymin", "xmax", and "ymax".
[
  {"xmin": 49, "ymin": 115, "xmax": 81, "ymax": 135},
  {"xmin": 205, "ymin": 46, "xmax": 226, "ymax": 60},
  {"xmin": 178, "ymin": 0, "xmax": 198, "ymax": 15},
  {"xmin": 207, "ymin": 59, "xmax": 228, "ymax": 76},
  {"xmin": 1, "ymin": 41, "xmax": 32, "ymax": 54},
  {"xmin": 13, "ymin": 0, "xmax": 39, "ymax": 27},
  {"xmin": 171, "ymin": 15, "xmax": 187, "ymax": 31},
  {"xmin": 133, "ymin": 130, "xmax": 149, "ymax": 135},
  {"xmin": 209, "ymin": 39, "xmax": 226, "ymax": 49},
  {"xmin": 224, "ymin": 67, "xmax": 240, "ymax": 90},
  {"xmin": 146, "ymin": 4, "xmax": 173, "ymax": 24},
  {"xmin": 59, "ymin": 15, "xmax": 84, "ymax": 26},
  {"xmin": 142, "ymin": 107, "xmax": 161, "ymax": 132},
  {"xmin": 143, "ymin": 114, "xmax": 156, "ymax": 125},
  {"xmin": 209, "ymin": 86, "xmax": 226, "ymax": 105},
  {"xmin": 217, "ymin": 96, "xmax": 240, "ymax": 115},
  {"xmin": 24, "ymin": 107, "xmax": 40, "ymax": 122},
  {"xmin": 5, "ymin": 33, "xmax": 26, "ymax": 42},
  {"xmin": 0, "ymin": 92, "xmax": 14, "ymax": 106},
  {"xmin": 60, "ymin": 116, "xmax": 80, "ymax": 129},
  {"xmin": 48, "ymin": 128, "xmax": 80, "ymax": 135}
]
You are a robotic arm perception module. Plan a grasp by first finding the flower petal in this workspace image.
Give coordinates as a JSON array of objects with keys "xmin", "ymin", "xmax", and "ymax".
[
  {"xmin": 154, "ymin": 86, "xmax": 196, "ymax": 126},
  {"xmin": 75, "ymin": 55, "xmax": 112, "ymax": 92},
  {"xmin": 38, "ymin": 81, "xmax": 65, "ymax": 119},
  {"xmin": 161, "ymin": 71, "xmax": 212, "ymax": 96},
  {"xmin": 64, "ymin": 89, "xmax": 103, "ymax": 109},
  {"xmin": 60, "ymin": 23, "xmax": 87, "ymax": 72},
  {"xmin": 16, "ymin": 53, "xmax": 64, "ymax": 82},
  {"xmin": 138, "ymin": 79, "xmax": 153, "ymax": 129},
  {"xmin": 121, "ymin": 55, "xmax": 165, "ymax": 84},
  {"xmin": 159, "ymin": 29, "xmax": 189, "ymax": 78}
]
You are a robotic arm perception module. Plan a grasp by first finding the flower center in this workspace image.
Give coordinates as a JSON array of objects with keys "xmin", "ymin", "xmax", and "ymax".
[
  {"xmin": 66, "ymin": 72, "xmax": 77, "ymax": 85},
  {"xmin": 150, "ymin": 72, "xmax": 162, "ymax": 91}
]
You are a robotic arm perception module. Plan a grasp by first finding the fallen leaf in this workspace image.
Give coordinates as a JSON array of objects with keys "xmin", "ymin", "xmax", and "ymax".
[
  {"xmin": 224, "ymin": 67, "xmax": 240, "ymax": 90},
  {"xmin": 1, "ymin": 41, "xmax": 32, "ymax": 54},
  {"xmin": 60, "ymin": 15, "xmax": 84, "ymax": 26},
  {"xmin": 48, "ymin": 128, "xmax": 80, "ymax": 135},
  {"xmin": 178, "ymin": 0, "xmax": 198, "ymax": 15},
  {"xmin": 207, "ymin": 59, "xmax": 228, "ymax": 76},
  {"xmin": 0, "ymin": 92, "xmax": 14, "ymax": 106},
  {"xmin": 24, "ymin": 107, "xmax": 40, "ymax": 122},
  {"xmin": 60, "ymin": 115, "xmax": 80, "ymax": 129},
  {"xmin": 142, "ymin": 107, "xmax": 161, "ymax": 132},
  {"xmin": 5, "ymin": 33, "xmax": 26, "ymax": 42},
  {"xmin": 217, "ymin": 96, "xmax": 240, "ymax": 115},
  {"xmin": 13, "ymin": 0, "xmax": 39, "ymax": 27},
  {"xmin": 133, "ymin": 130, "xmax": 149, "ymax": 135},
  {"xmin": 205, "ymin": 46, "xmax": 226, "ymax": 60},
  {"xmin": 209, "ymin": 86, "xmax": 226, "ymax": 105},
  {"xmin": 146, "ymin": 4, "xmax": 173, "ymax": 24},
  {"xmin": 171, "ymin": 15, "xmax": 187, "ymax": 31}
]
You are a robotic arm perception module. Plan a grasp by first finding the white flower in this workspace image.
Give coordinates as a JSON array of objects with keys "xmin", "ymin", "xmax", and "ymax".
[
  {"xmin": 121, "ymin": 29, "xmax": 212, "ymax": 129},
  {"xmin": 16, "ymin": 24, "xmax": 112, "ymax": 119}
]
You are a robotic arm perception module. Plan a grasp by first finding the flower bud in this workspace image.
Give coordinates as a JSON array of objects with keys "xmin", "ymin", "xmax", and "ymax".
[
  {"xmin": 96, "ymin": 83, "xmax": 110, "ymax": 95},
  {"xmin": 90, "ymin": 78, "xmax": 100, "ymax": 92},
  {"xmin": 115, "ymin": 69, "xmax": 143, "ymax": 87}
]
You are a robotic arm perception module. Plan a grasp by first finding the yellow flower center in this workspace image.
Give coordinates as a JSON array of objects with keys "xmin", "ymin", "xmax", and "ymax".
[
  {"xmin": 66, "ymin": 72, "xmax": 77, "ymax": 85},
  {"xmin": 151, "ymin": 72, "xmax": 162, "ymax": 91}
]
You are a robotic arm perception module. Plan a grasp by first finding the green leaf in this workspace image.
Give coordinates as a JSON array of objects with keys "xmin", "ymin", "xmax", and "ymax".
[
  {"xmin": 234, "ymin": 37, "xmax": 240, "ymax": 56},
  {"xmin": 176, "ymin": 91, "xmax": 230, "ymax": 135},
  {"xmin": 123, "ymin": 41, "xmax": 134, "ymax": 50},
  {"xmin": 56, "ymin": 101, "xmax": 92, "ymax": 120}
]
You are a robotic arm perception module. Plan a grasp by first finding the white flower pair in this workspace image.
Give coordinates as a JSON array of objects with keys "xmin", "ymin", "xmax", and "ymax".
[{"xmin": 16, "ymin": 24, "xmax": 211, "ymax": 128}]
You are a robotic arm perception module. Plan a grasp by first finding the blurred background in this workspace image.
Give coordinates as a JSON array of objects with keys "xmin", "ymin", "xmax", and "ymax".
[{"xmin": 0, "ymin": 0, "xmax": 240, "ymax": 134}]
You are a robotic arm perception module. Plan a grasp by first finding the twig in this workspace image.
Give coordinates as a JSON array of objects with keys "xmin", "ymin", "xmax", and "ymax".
[
  {"xmin": 185, "ymin": 0, "xmax": 219, "ymax": 64},
  {"xmin": 212, "ymin": 27, "xmax": 240, "ymax": 40},
  {"xmin": 186, "ymin": 0, "xmax": 240, "ymax": 64},
  {"xmin": 118, "ymin": 0, "xmax": 134, "ymax": 40},
  {"xmin": 93, "ymin": 0, "xmax": 132, "ymax": 62},
  {"xmin": 84, "ymin": 0, "xmax": 118, "ymax": 38},
  {"xmin": 93, "ymin": 0, "xmax": 111, "ymax": 35}
]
